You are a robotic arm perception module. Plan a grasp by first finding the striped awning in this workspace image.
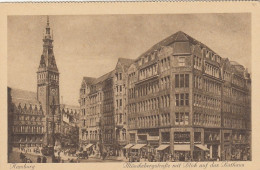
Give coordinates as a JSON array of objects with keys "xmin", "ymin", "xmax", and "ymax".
[
  {"xmin": 85, "ymin": 144, "xmax": 93, "ymax": 149},
  {"xmin": 174, "ymin": 145, "xmax": 190, "ymax": 151},
  {"xmin": 156, "ymin": 145, "xmax": 170, "ymax": 151},
  {"xmin": 124, "ymin": 144, "xmax": 134, "ymax": 149},
  {"xmin": 195, "ymin": 144, "xmax": 209, "ymax": 151},
  {"xmin": 131, "ymin": 144, "xmax": 146, "ymax": 150}
]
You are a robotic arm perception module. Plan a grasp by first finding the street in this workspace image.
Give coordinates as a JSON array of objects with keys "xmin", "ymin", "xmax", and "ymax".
[{"xmin": 8, "ymin": 151, "xmax": 124, "ymax": 163}]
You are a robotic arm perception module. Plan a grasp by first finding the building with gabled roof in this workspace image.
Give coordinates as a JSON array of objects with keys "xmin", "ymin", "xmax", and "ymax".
[
  {"xmin": 8, "ymin": 17, "xmax": 80, "ymax": 161},
  {"xmin": 126, "ymin": 30, "xmax": 251, "ymax": 161},
  {"xmin": 79, "ymin": 58, "xmax": 134, "ymax": 154}
]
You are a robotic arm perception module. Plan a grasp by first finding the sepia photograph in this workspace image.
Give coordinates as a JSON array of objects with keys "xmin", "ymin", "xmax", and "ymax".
[{"xmin": 7, "ymin": 13, "xmax": 251, "ymax": 163}]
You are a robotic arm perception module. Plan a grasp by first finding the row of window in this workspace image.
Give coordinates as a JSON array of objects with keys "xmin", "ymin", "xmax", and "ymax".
[
  {"xmin": 104, "ymin": 116, "xmax": 114, "ymax": 125},
  {"xmin": 223, "ymin": 86, "xmax": 232, "ymax": 97},
  {"xmin": 138, "ymin": 52, "xmax": 157, "ymax": 67},
  {"xmin": 204, "ymin": 63, "xmax": 220, "ymax": 78},
  {"xmin": 104, "ymin": 90, "xmax": 113, "ymax": 100},
  {"xmin": 115, "ymin": 113, "xmax": 126, "ymax": 124},
  {"xmin": 194, "ymin": 75, "xmax": 203, "ymax": 89},
  {"xmin": 16, "ymin": 105, "xmax": 44, "ymax": 115},
  {"xmin": 89, "ymin": 93, "xmax": 102, "ymax": 105},
  {"xmin": 81, "ymin": 130, "xmax": 100, "ymax": 140},
  {"xmin": 160, "ymin": 76, "xmax": 170, "ymax": 90},
  {"xmin": 135, "ymin": 97, "xmax": 159, "ymax": 113},
  {"xmin": 193, "ymin": 113, "xmax": 221, "ymax": 126},
  {"xmin": 37, "ymin": 73, "xmax": 59, "ymax": 81},
  {"xmin": 82, "ymin": 117, "xmax": 99, "ymax": 127},
  {"xmin": 175, "ymin": 112, "xmax": 189, "ymax": 125},
  {"xmin": 206, "ymin": 51, "xmax": 221, "ymax": 63},
  {"xmin": 128, "ymin": 87, "xmax": 135, "ymax": 99},
  {"xmin": 224, "ymin": 118, "xmax": 247, "ymax": 129},
  {"xmin": 139, "ymin": 64, "xmax": 158, "ymax": 80},
  {"xmin": 232, "ymin": 74, "xmax": 245, "ymax": 88},
  {"xmin": 175, "ymin": 74, "xmax": 189, "ymax": 88},
  {"xmin": 115, "ymin": 72, "xmax": 123, "ymax": 81},
  {"xmin": 136, "ymin": 80, "xmax": 159, "ymax": 97},
  {"xmin": 161, "ymin": 95, "xmax": 170, "ymax": 108},
  {"xmin": 194, "ymin": 55, "xmax": 202, "ymax": 70},
  {"xmin": 137, "ymin": 114, "xmax": 163, "ymax": 128},
  {"xmin": 89, "ymin": 105, "xmax": 100, "ymax": 115},
  {"xmin": 223, "ymin": 71, "xmax": 232, "ymax": 82},
  {"xmin": 14, "ymin": 115, "xmax": 43, "ymax": 121},
  {"xmin": 103, "ymin": 100, "xmax": 113, "ymax": 113},
  {"xmin": 13, "ymin": 126, "xmax": 44, "ymax": 133},
  {"xmin": 204, "ymin": 78, "xmax": 221, "ymax": 95},
  {"xmin": 160, "ymin": 57, "xmax": 170, "ymax": 71},
  {"xmin": 193, "ymin": 94, "xmax": 221, "ymax": 110},
  {"xmin": 13, "ymin": 136, "xmax": 43, "ymax": 143},
  {"xmin": 232, "ymin": 88, "xmax": 247, "ymax": 103},
  {"xmin": 175, "ymin": 93, "xmax": 189, "ymax": 106},
  {"xmin": 128, "ymin": 72, "xmax": 136, "ymax": 84}
]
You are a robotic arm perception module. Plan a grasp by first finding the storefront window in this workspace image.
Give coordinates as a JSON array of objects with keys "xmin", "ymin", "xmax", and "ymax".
[
  {"xmin": 174, "ymin": 132, "xmax": 190, "ymax": 143},
  {"xmin": 161, "ymin": 132, "xmax": 170, "ymax": 143}
]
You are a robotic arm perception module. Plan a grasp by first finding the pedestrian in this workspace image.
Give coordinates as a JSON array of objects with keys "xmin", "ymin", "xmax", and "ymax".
[
  {"xmin": 20, "ymin": 152, "xmax": 25, "ymax": 161},
  {"xmin": 37, "ymin": 156, "xmax": 41, "ymax": 163},
  {"xmin": 42, "ymin": 156, "xmax": 47, "ymax": 163}
]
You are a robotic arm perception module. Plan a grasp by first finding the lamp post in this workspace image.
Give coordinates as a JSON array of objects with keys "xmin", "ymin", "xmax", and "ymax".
[{"xmin": 50, "ymin": 96, "xmax": 59, "ymax": 162}]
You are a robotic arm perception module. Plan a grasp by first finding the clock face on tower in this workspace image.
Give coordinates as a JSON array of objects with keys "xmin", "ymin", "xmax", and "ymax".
[{"xmin": 50, "ymin": 87, "xmax": 58, "ymax": 96}]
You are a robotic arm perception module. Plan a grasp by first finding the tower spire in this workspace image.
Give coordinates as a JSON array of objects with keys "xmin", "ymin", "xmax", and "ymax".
[{"xmin": 47, "ymin": 16, "xmax": 49, "ymax": 26}]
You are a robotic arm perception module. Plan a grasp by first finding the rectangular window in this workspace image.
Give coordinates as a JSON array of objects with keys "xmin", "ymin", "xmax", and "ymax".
[
  {"xmin": 185, "ymin": 74, "xmax": 189, "ymax": 87},
  {"xmin": 180, "ymin": 94, "xmax": 184, "ymax": 106},
  {"xmin": 175, "ymin": 113, "xmax": 179, "ymax": 124},
  {"xmin": 185, "ymin": 93, "xmax": 189, "ymax": 106},
  {"xmin": 185, "ymin": 112, "xmax": 189, "ymax": 125},
  {"xmin": 175, "ymin": 75, "xmax": 179, "ymax": 88},
  {"xmin": 180, "ymin": 112, "xmax": 184, "ymax": 125},
  {"xmin": 180, "ymin": 74, "xmax": 184, "ymax": 87},
  {"xmin": 175, "ymin": 94, "xmax": 179, "ymax": 106}
]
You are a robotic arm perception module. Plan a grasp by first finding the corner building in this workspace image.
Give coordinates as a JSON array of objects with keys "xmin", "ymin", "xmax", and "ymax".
[{"xmin": 126, "ymin": 31, "xmax": 251, "ymax": 161}]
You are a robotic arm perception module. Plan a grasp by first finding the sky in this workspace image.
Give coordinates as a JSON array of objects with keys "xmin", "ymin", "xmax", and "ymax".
[{"xmin": 8, "ymin": 14, "xmax": 251, "ymax": 105}]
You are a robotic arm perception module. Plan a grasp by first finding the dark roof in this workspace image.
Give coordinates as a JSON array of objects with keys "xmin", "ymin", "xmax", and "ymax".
[
  {"xmin": 136, "ymin": 31, "xmax": 217, "ymax": 61},
  {"xmin": 9, "ymin": 87, "xmax": 40, "ymax": 106},
  {"xmin": 117, "ymin": 58, "xmax": 135, "ymax": 72},
  {"xmin": 83, "ymin": 77, "xmax": 96, "ymax": 84},
  {"xmin": 94, "ymin": 70, "xmax": 115, "ymax": 84}
]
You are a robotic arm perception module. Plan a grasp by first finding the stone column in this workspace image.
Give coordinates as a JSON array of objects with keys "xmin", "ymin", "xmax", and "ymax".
[
  {"xmin": 210, "ymin": 145, "xmax": 213, "ymax": 158},
  {"xmin": 170, "ymin": 128, "xmax": 174, "ymax": 154},
  {"xmin": 218, "ymin": 145, "xmax": 221, "ymax": 158}
]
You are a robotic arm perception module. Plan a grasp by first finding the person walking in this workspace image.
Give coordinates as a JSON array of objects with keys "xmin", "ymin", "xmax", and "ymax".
[
  {"xmin": 37, "ymin": 156, "xmax": 41, "ymax": 163},
  {"xmin": 42, "ymin": 156, "xmax": 47, "ymax": 163}
]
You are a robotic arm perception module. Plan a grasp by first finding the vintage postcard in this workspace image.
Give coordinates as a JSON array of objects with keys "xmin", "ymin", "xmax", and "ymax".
[{"xmin": 0, "ymin": 2, "xmax": 259, "ymax": 170}]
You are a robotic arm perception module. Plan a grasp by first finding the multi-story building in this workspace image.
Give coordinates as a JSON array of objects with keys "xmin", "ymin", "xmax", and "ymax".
[
  {"xmin": 59, "ymin": 104, "xmax": 80, "ymax": 148},
  {"xmin": 79, "ymin": 58, "xmax": 133, "ymax": 154},
  {"xmin": 8, "ymin": 88, "xmax": 45, "ymax": 151},
  {"xmin": 8, "ymin": 17, "xmax": 80, "ymax": 159},
  {"xmin": 126, "ymin": 31, "xmax": 251, "ymax": 161}
]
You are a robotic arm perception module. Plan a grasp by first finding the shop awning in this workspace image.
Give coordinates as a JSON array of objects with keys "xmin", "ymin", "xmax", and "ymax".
[
  {"xmin": 124, "ymin": 144, "xmax": 134, "ymax": 149},
  {"xmin": 174, "ymin": 145, "xmax": 190, "ymax": 151},
  {"xmin": 195, "ymin": 144, "xmax": 209, "ymax": 151},
  {"xmin": 85, "ymin": 144, "xmax": 93, "ymax": 149},
  {"xmin": 131, "ymin": 144, "xmax": 146, "ymax": 150},
  {"xmin": 156, "ymin": 145, "xmax": 170, "ymax": 151}
]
